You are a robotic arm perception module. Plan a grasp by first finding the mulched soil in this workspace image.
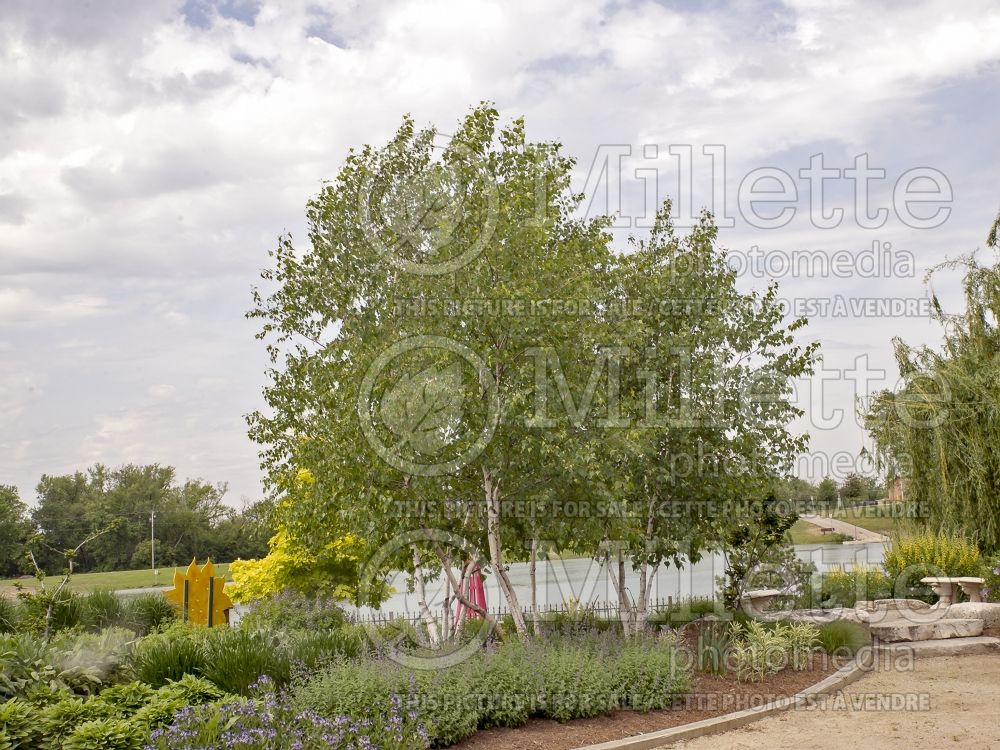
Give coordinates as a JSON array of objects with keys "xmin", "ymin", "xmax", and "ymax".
[{"xmin": 452, "ymin": 658, "xmax": 844, "ymax": 750}]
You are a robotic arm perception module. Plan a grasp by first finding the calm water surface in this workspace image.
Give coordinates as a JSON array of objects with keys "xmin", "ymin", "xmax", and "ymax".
[{"xmin": 356, "ymin": 541, "xmax": 886, "ymax": 618}]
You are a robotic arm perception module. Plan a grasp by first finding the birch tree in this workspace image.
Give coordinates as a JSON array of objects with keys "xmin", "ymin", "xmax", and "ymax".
[
  {"xmin": 595, "ymin": 208, "xmax": 817, "ymax": 633},
  {"xmin": 248, "ymin": 105, "xmax": 612, "ymax": 637}
]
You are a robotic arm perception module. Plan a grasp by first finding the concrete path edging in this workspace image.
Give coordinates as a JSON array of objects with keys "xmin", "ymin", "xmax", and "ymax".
[
  {"xmin": 876, "ymin": 635, "xmax": 1000, "ymax": 658},
  {"xmin": 570, "ymin": 656, "xmax": 871, "ymax": 750}
]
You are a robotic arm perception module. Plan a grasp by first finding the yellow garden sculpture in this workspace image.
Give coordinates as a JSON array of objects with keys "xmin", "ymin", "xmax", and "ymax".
[{"xmin": 164, "ymin": 558, "xmax": 233, "ymax": 626}]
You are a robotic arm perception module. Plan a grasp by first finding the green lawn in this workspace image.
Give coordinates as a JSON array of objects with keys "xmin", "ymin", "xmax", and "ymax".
[
  {"xmin": 1, "ymin": 563, "xmax": 233, "ymax": 594},
  {"xmin": 829, "ymin": 507, "xmax": 903, "ymax": 535},
  {"xmin": 835, "ymin": 514, "xmax": 896, "ymax": 535},
  {"xmin": 788, "ymin": 519, "xmax": 848, "ymax": 544},
  {"xmin": 790, "ymin": 505, "xmax": 908, "ymax": 538}
]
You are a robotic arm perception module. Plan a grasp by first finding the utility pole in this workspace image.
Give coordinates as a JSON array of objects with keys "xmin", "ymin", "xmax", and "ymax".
[{"xmin": 150, "ymin": 509, "xmax": 157, "ymax": 585}]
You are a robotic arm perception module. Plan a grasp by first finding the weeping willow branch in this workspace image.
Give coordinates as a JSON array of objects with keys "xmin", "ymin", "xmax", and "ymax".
[{"xmin": 865, "ymin": 212, "xmax": 1000, "ymax": 551}]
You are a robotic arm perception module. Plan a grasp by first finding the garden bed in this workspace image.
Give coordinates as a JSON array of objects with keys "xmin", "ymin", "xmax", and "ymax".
[
  {"xmin": 452, "ymin": 657, "xmax": 844, "ymax": 750},
  {"xmin": 0, "ymin": 590, "xmax": 870, "ymax": 750}
]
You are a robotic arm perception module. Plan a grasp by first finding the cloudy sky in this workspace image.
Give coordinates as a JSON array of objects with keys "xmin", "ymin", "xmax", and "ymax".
[{"xmin": 1, "ymin": 0, "xmax": 998, "ymax": 506}]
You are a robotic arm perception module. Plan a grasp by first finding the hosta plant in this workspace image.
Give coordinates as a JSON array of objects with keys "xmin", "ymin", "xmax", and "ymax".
[{"xmin": 63, "ymin": 718, "xmax": 144, "ymax": 750}]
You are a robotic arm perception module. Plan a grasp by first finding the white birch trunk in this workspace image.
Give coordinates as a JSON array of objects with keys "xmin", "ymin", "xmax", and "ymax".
[
  {"xmin": 411, "ymin": 546, "xmax": 440, "ymax": 647},
  {"xmin": 483, "ymin": 466, "xmax": 527, "ymax": 635},
  {"xmin": 529, "ymin": 538, "xmax": 542, "ymax": 635},
  {"xmin": 606, "ymin": 548, "xmax": 634, "ymax": 637}
]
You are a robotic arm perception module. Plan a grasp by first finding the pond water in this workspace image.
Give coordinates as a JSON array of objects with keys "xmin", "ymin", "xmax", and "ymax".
[{"xmin": 356, "ymin": 541, "xmax": 887, "ymax": 618}]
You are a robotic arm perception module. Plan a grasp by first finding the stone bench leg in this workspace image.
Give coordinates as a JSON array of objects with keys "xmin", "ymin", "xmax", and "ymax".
[
  {"xmin": 958, "ymin": 581, "xmax": 984, "ymax": 603},
  {"xmin": 926, "ymin": 581, "xmax": 956, "ymax": 606}
]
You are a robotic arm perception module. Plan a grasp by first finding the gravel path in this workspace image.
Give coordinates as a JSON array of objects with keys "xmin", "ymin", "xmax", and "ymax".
[{"xmin": 663, "ymin": 654, "xmax": 1000, "ymax": 749}]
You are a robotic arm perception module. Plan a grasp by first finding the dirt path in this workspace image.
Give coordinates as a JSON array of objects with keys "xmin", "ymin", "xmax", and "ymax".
[
  {"xmin": 453, "ymin": 661, "xmax": 840, "ymax": 750},
  {"xmin": 663, "ymin": 654, "xmax": 1000, "ymax": 749},
  {"xmin": 799, "ymin": 514, "xmax": 888, "ymax": 543}
]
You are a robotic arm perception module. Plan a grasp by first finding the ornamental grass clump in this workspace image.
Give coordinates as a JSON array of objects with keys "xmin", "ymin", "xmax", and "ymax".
[
  {"xmin": 130, "ymin": 628, "xmax": 207, "ymax": 688},
  {"xmin": 81, "ymin": 590, "xmax": 124, "ymax": 632},
  {"xmin": 693, "ymin": 622, "xmax": 733, "ymax": 675},
  {"xmin": 816, "ymin": 621, "xmax": 869, "ymax": 657},
  {"xmin": 0, "ymin": 597, "xmax": 21, "ymax": 635},
  {"xmin": 287, "ymin": 627, "xmax": 365, "ymax": 673},
  {"xmin": 730, "ymin": 621, "xmax": 788, "ymax": 682},
  {"xmin": 200, "ymin": 629, "xmax": 291, "ymax": 696},
  {"xmin": 122, "ymin": 595, "xmax": 177, "ymax": 637}
]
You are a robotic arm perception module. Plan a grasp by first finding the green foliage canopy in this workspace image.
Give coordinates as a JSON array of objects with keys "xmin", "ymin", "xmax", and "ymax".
[{"xmin": 866, "ymin": 216, "xmax": 1000, "ymax": 552}]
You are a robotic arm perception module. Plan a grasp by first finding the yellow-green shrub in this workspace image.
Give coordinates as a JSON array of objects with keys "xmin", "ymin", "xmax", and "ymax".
[
  {"xmin": 228, "ymin": 528, "xmax": 369, "ymax": 604},
  {"xmin": 227, "ymin": 468, "xmax": 385, "ymax": 607},
  {"xmin": 883, "ymin": 531, "xmax": 983, "ymax": 600},
  {"xmin": 819, "ymin": 566, "xmax": 891, "ymax": 607},
  {"xmin": 883, "ymin": 531, "xmax": 983, "ymax": 579}
]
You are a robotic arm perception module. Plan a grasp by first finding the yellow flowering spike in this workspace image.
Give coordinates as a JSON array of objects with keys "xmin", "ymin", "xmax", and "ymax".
[{"xmin": 163, "ymin": 558, "xmax": 233, "ymax": 627}]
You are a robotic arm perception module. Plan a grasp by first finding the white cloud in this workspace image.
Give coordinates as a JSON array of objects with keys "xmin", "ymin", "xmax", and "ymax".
[
  {"xmin": 148, "ymin": 384, "xmax": 177, "ymax": 400},
  {"xmin": 0, "ymin": 361, "xmax": 45, "ymax": 451},
  {"xmin": 0, "ymin": 288, "xmax": 109, "ymax": 326},
  {"xmin": 0, "ymin": 0, "xmax": 998, "ymax": 500}
]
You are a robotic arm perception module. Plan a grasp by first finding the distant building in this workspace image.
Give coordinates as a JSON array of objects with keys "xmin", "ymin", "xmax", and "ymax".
[{"xmin": 887, "ymin": 476, "xmax": 908, "ymax": 503}]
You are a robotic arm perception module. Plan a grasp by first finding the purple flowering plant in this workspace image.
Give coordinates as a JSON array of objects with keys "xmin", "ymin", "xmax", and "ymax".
[
  {"xmin": 145, "ymin": 677, "xmax": 429, "ymax": 750},
  {"xmin": 985, "ymin": 556, "xmax": 1000, "ymax": 602}
]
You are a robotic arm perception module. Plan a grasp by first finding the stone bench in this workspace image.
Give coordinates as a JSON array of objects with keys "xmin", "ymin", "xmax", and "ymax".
[
  {"xmin": 853, "ymin": 598, "xmax": 933, "ymax": 625},
  {"xmin": 740, "ymin": 588, "xmax": 784, "ymax": 616},
  {"xmin": 921, "ymin": 576, "xmax": 985, "ymax": 606},
  {"xmin": 870, "ymin": 617, "xmax": 984, "ymax": 643}
]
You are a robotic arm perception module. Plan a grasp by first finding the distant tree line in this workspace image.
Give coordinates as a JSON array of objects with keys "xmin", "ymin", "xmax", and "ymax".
[
  {"xmin": 0, "ymin": 464, "xmax": 272, "ymax": 578},
  {"xmin": 772, "ymin": 473, "xmax": 885, "ymax": 508}
]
